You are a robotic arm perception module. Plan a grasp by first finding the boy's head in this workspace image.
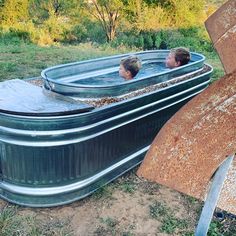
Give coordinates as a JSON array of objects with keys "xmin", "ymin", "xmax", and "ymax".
[
  {"xmin": 165, "ymin": 47, "xmax": 191, "ymax": 69},
  {"xmin": 119, "ymin": 55, "xmax": 142, "ymax": 80}
]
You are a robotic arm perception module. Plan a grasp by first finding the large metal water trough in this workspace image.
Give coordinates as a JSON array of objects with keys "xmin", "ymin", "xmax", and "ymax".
[
  {"xmin": 41, "ymin": 50, "xmax": 205, "ymax": 98},
  {"xmin": 0, "ymin": 50, "xmax": 212, "ymax": 207}
]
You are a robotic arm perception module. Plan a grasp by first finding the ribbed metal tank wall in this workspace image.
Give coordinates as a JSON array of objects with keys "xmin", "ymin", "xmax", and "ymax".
[{"xmin": 0, "ymin": 51, "xmax": 213, "ymax": 207}]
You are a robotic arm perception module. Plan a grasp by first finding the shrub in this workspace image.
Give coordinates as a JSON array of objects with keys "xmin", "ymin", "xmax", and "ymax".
[
  {"xmin": 109, "ymin": 26, "xmax": 214, "ymax": 53},
  {"xmin": 63, "ymin": 24, "xmax": 88, "ymax": 44},
  {"xmin": 36, "ymin": 29, "xmax": 54, "ymax": 46},
  {"xmin": 0, "ymin": 28, "xmax": 30, "ymax": 44},
  {"xmin": 143, "ymin": 33, "xmax": 154, "ymax": 50},
  {"xmin": 83, "ymin": 20, "xmax": 106, "ymax": 44},
  {"xmin": 154, "ymin": 33, "xmax": 162, "ymax": 48}
]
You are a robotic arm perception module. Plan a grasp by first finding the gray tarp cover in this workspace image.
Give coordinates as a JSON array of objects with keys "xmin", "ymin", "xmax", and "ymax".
[{"xmin": 0, "ymin": 79, "xmax": 94, "ymax": 116}]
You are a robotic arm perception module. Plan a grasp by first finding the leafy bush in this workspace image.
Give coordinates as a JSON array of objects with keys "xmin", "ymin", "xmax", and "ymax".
[
  {"xmin": 108, "ymin": 25, "xmax": 215, "ymax": 54},
  {"xmin": 64, "ymin": 24, "xmax": 88, "ymax": 43},
  {"xmin": 0, "ymin": 27, "xmax": 30, "ymax": 44},
  {"xmin": 83, "ymin": 20, "xmax": 107, "ymax": 44},
  {"xmin": 111, "ymin": 30, "xmax": 143, "ymax": 49},
  {"xmin": 143, "ymin": 33, "xmax": 154, "ymax": 50}
]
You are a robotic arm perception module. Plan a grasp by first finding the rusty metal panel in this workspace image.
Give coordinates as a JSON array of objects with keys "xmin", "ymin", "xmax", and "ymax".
[
  {"xmin": 214, "ymin": 31, "xmax": 236, "ymax": 74},
  {"xmin": 205, "ymin": 0, "xmax": 236, "ymax": 74},
  {"xmin": 205, "ymin": 0, "xmax": 236, "ymax": 43},
  {"xmin": 137, "ymin": 71, "xmax": 236, "ymax": 214}
]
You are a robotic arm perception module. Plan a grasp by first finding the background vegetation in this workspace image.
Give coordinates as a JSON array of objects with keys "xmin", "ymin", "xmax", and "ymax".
[
  {"xmin": 0, "ymin": 0, "xmax": 227, "ymax": 82},
  {"xmin": 0, "ymin": 0, "xmax": 227, "ymax": 46}
]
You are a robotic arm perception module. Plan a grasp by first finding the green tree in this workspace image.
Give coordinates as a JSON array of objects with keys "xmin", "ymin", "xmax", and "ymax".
[
  {"xmin": 123, "ymin": 0, "xmax": 206, "ymax": 31},
  {"xmin": 29, "ymin": 0, "xmax": 82, "ymax": 22},
  {"xmin": 0, "ymin": 0, "xmax": 30, "ymax": 26},
  {"xmin": 84, "ymin": 0, "xmax": 124, "ymax": 42},
  {"xmin": 164, "ymin": 0, "xmax": 207, "ymax": 27},
  {"xmin": 123, "ymin": 0, "xmax": 170, "ymax": 31},
  {"xmin": 28, "ymin": 0, "xmax": 85, "ymax": 44}
]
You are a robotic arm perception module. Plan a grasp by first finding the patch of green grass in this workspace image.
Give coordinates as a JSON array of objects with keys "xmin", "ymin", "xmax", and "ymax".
[
  {"xmin": 160, "ymin": 215, "xmax": 188, "ymax": 234},
  {"xmin": 160, "ymin": 215, "xmax": 179, "ymax": 234},
  {"xmin": 38, "ymin": 217, "xmax": 73, "ymax": 236},
  {"xmin": 92, "ymin": 185, "xmax": 115, "ymax": 200},
  {"xmin": 101, "ymin": 216, "xmax": 118, "ymax": 228},
  {"xmin": 0, "ymin": 62, "xmax": 17, "ymax": 73},
  {"xmin": 204, "ymin": 51, "xmax": 225, "ymax": 83},
  {"xmin": 149, "ymin": 201, "xmax": 168, "ymax": 219},
  {"xmin": 0, "ymin": 205, "xmax": 73, "ymax": 236},
  {"xmin": 207, "ymin": 217, "xmax": 236, "ymax": 236},
  {"xmin": 94, "ymin": 225, "xmax": 109, "ymax": 236},
  {"xmin": 98, "ymin": 217, "xmax": 118, "ymax": 236},
  {"xmin": 122, "ymin": 231, "xmax": 134, "ymax": 236},
  {"xmin": 210, "ymin": 67, "xmax": 225, "ymax": 83},
  {"xmin": 185, "ymin": 195, "xmax": 198, "ymax": 205},
  {"xmin": 0, "ymin": 41, "xmax": 132, "ymax": 81},
  {"xmin": 120, "ymin": 181, "xmax": 136, "ymax": 194},
  {"xmin": 149, "ymin": 200, "xmax": 192, "ymax": 235},
  {"xmin": 208, "ymin": 221, "xmax": 222, "ymax": 236},
  {"xmin": 121, "ymin": 223, "xmax": 136, "ymax": 236},
  {"xmin": 0, "ymin": 206, "xmax": 21, "ymax": 236},
  {"xmin": 184, "ymin": 195, "xmax": 203, "ymax": 216}
]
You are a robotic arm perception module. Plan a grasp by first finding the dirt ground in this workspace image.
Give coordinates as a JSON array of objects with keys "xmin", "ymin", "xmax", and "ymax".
[
  {"xmin": 0, "ymin": 167, "xmax": 204, "ymax": 236},
  {"xmin": 1, "ymin": 167, "xmax": 236, "ymax": 236}
]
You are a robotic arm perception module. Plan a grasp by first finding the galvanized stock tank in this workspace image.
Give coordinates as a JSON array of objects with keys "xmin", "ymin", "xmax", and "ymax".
[{"xmin": 0, "ymin": 50, "xmax": 213, "ymax": 207}]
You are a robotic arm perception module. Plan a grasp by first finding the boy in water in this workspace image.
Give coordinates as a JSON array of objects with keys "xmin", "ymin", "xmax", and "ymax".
[
  {"xmin": 119, "ymin": 55, "xmax": 142, "ymax": 80},
  {"xmin": 165, "ymin": 47, "xmax": 191, "ymax": 69}
]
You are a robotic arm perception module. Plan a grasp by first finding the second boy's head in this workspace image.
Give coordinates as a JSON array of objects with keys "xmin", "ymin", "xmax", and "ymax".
[
  {"xmin": 119, "ymin": 56, "xmax": 142, "ymax": 80},
  {"xmin": 165, "ymin": 47, "xmax": 191, "ymax": 69}
]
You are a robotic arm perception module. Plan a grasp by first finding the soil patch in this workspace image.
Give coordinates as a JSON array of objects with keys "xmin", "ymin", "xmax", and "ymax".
[{"xmin": 0, "ymin": 169, "xmax": 200, "ymax": 235}]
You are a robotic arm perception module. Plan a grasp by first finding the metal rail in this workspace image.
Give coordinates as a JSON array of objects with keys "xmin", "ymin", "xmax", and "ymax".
[{"xmin": 195, "ymin": 154, "xmax": 235, "ymax": 236}]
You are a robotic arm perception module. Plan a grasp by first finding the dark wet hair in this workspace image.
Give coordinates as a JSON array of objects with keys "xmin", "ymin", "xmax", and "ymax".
[
  {"xmin": 171, "ymin": 47, "xmax": 191, "ymax": 66},
  {"xmin": 120, "ymin": 55, "xmax": 142, "ymax": 78}
]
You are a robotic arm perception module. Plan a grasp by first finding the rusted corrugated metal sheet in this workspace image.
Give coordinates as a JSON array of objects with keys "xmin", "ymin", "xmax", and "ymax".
[
  {"xmin": 137, "ymin": 71, "xmax": 236, "ymax": 214},
  {"xmin": 205, "ymin": 0, "xmax": 236, "ymax": 74}
]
